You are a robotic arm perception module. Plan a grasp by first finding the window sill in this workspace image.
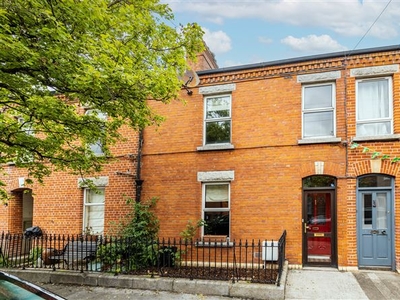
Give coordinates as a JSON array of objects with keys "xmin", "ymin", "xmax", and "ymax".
[
  {"xmin": 196, "ymin": 241, "xmax": 234, "ymax": 248},
  {"xmin": 352, "ymin": 134, "xmax": 400, "ymax": 142},
  {"xmin": 298, "ymin": 137, "xmax": 341, "ymax": 145},
  {"xmin": 197, "ymin": 144, "xmax": 235, "ymax": 151}
]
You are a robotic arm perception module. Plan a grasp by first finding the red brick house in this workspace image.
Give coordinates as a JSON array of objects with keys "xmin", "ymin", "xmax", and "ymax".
[
  {"xmin": 0, "ymin": 47, "xmax": 217, "ymax": 237},
  {"xmin": 1, "ymin": 44, "xmax": 400, "ymax": 272},
  {"xmin": 141, "ymin": 45, "xmax": 400, "ymax": 271},
  {"xmin": 0, "ymin": 120, "xmax": 140, "ymax": 235}
]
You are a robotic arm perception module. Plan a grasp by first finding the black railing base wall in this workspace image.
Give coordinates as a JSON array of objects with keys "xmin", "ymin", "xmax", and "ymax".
[{"xmin": 0, "ymin": 230, "xmax": 286, "ymax": 285}]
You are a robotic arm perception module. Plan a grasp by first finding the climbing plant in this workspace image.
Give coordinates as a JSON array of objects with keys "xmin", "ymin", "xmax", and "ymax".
[{"xmin": 350, "ymin": 142, "xmax": 400, "ymax": 163}]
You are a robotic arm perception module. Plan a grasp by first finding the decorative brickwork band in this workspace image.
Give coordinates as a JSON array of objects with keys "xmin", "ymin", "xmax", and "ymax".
[
  {"xmin": 349, "ymin": 160, "xmax": 400, "ymax": 177},
  {"xmin": 299, "ymin": 161, "xmax": 344, "ymax": 178}
]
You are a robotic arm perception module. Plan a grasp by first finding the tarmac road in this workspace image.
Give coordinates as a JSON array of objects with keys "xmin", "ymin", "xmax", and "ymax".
[
  {"xmin": 39, "ymin": 283, "xmax": 244, "ymax": 300},
  {"xmin": 32, "ymin": 267, "xmax": 400, "ymax": 300}
]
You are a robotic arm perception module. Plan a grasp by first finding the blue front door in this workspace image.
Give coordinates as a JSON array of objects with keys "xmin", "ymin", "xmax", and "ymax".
[{"xmin": 358, "ymin": 190, "xmax": 392, "ymax": 267}]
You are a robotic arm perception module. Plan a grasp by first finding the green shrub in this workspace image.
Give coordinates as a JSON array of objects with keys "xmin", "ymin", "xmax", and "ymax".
[
  {"xmin": 29, "ymin": 246, "xmax": 43, "ymax": 266},
  {"xmin": 99, "ymin": 197, "xmax": 160, "ymax": 273}
]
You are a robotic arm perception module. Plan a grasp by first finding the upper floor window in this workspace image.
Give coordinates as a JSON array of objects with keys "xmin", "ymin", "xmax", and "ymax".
[
  {"xmin": 18, "ymin": 117, "xmax": 34, "ymax": 136},
  {"xmin": 302, "ymin": 83, "xmax": 335, "ymax": 138},
  {"xmin": 204, "ymin": 95, "xmax": 231, "ymax": 145},
  {"xmin": 85, "ymin": 109, "xmax": 107, "ymax": 155},
  {"xmin": 356, "ymin": 77, "xmax": 392, "ymax": 137}
]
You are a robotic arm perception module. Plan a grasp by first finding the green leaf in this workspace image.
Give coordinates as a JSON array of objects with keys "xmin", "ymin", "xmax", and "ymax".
[
  {"xmin": 362, "ymin": 147, "xmax": 370, "ymax": 153},
  {"xmin": 350, "ymin": 142, "xmax": 359, "ymax": 149},
  {"xmin": 391, "ymin": 157, "xmax": 400, "ymax": 163},
  {"xmin": 371, "ymin": 152, "xmax": 381, "ymax": 159},
  {"xmin": 0, "ymin": 0, "xmax": 204, "ymax": 200}
]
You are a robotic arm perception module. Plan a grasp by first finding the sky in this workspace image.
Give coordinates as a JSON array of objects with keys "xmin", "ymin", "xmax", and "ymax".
[{"xmin": 161, "ymin": 0, "xmax": 399, "ymax": 68}]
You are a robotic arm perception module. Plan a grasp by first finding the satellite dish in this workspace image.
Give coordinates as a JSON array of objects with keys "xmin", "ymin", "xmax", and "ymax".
[
  {"xmin": 179, "ymin": 70, "xmax": 200, "ymax": 95},
  {"xmin": 180, "ymin": 70, "xmax": 200, "ymax": 95}
]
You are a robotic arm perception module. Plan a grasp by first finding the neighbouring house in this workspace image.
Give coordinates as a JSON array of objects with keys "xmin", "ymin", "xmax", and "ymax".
[
  {"xmin": 0, "ymin": 45, "xmax": 217, "ymax": 237},
  {"xmin": 1, "ymin": 43, "xmax": 400, "ymax": 272},
  {"xmin": 0, "ymin": 116, "xmax": 140, "ymax": 235},
  {"xmin": 141, "ymin": 44, "xmax": 400, "ymax": 271}
]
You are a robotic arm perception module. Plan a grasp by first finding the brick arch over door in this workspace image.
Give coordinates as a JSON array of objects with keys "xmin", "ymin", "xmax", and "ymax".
[
  {"xmin": 298, "ymin": 161, "xmax": 344, "ymax": 178},
  {"xmin": 349, "ymin": 160, "xmax": 400, "ymax": 177}
]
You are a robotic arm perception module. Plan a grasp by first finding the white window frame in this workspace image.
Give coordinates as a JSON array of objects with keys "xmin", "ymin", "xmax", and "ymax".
[
  {"xmin": 203, "ymin": 94, "xmax": 232, "ymax": 146},
  {"xmin": 302, "ymin": 82, "xmax": 336, "ymax": 139},
  {"xmin": 356, "ymin": 76, "xmax": 393, "ymax": 137},
  {"xmin": 83, "ymin": 188, "xmax": 105, "ymax": 235},
  {"xmin": 85, "ymin": 109, "xmax": 107, "ymax": 156},
  {"xmin": 202, "ymin": 182, "xmax": 230, "ymax": 237}
]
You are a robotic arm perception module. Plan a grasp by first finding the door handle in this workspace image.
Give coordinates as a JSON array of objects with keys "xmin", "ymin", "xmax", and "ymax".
[
  {"xmin": 381, "ymin": 230, "xmax": 387, "ymax": 235},
  {"xmin": 304, "ymin": 223, "xmax": 311, "ymax": 233}
]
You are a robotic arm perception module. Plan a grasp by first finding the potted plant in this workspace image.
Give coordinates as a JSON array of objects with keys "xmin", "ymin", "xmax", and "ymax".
[{"xmin": 82, "ymin": 226, "xmax": 99, "ymax": 241}]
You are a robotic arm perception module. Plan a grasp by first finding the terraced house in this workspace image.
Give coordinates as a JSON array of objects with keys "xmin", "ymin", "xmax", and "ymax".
[
  {"xmin": 142, "ymin": 45, "xmax": 400, "ymax": 271},
  {"xmin": 1, "ymin": 44, "xmax": 400, "ymax": 271}
]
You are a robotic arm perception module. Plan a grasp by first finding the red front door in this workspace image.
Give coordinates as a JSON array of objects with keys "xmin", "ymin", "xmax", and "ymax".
[{"xmin": 304, "ymin": 191, "xmax": 333, "ymax": 264}]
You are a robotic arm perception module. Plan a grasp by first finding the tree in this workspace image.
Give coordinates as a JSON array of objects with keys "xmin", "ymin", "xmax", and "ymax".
[{"xmin": 0, "ymin": 0, "xmax": 204, "ymax": 200}]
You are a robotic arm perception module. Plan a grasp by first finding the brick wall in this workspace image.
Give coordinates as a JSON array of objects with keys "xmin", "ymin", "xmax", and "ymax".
[
  {"xmin": 142, "ymin": 48, "xmax": 400, "ymax": 268},
  {"xmin": 0, "ymin": 123, "xmax": 139, "ymax": 235}
]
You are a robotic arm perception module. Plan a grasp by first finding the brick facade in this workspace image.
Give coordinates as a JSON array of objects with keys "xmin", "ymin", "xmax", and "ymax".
[
  {"xmin": 0, "ymin": 48, "xmax": 217, "ymax": 236},
  {"xmin": 1, "ymin": 45, "xmax": 400, "ymax": 271},
  {"xmin": 0, "ymin": 122, "xmax": 139, "ymax": 235},
  {"xmin": 141, "ymin": 46, "xmax": 400, "ymax": 270}
]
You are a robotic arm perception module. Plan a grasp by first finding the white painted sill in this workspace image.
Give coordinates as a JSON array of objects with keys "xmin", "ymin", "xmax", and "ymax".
[
  {"xmin": 298, "ymin": 137, "xmax": 342, "ymax": 145},
  {"xmin": 197, "ymin": 143, "xmax": 235, "ymax": 151}
]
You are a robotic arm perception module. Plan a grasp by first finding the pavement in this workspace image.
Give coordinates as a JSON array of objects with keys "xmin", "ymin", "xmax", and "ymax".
[
  {"xmin": 285, "ymin": 267, "xmax": 400, "ymax": 300},
  {"xmin": 3, "ymin": 264, "xmax": 400, "ymax": 299}
]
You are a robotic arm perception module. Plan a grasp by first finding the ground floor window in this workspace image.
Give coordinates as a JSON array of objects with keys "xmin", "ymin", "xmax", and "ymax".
[
  {"xmin": 83, "ymin": 188, "xmax": 105, "ymax": 234},
  {"xmin": 203, "ymin": 183, "xmax": 230, "ymax": 236}
]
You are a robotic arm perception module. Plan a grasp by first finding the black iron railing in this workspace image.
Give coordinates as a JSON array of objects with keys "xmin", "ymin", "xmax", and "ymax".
[{"xmin": 0, "ymin": 230, "xmax": 286, "ymax": 285}]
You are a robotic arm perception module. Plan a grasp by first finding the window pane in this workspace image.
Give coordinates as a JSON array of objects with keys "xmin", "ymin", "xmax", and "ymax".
[
  {"xmin": 205, "ymin": 184, "xmax": 229, "ymax": 208},
  {"xmin": 84, "ymin": 206, "xmax": 105, "ymax": 234},
  {"xmin": 376, "ymin": 193, "xmax": 387, "ymax": 229},
  {"xmin": 206, "ymin": 96, "xmax": 231, "ymax": 119},
  {"xmin": 304, "ymin": 85, "xmax": 332, "ymax": 109},
  {"xmin": 86, "ymin": 110, "xmax": 107, "ymax": 155},
  {"xmin": 358, "ymin": 79, "xmax": 389, "ymax": 120},
  {"xmin": 88, "ymin": 141, "xmax": 103, "ymax": 155},
  {"xmin": 85, "ymin": 189, "xmax": 105, "ymax": 204},
  {"xmin": 204, "ymin": 212, "xmax": 229, "ymax": 236},
  {"xmin": 303, "ymin": 176, "xmax": 335, "ymax": 188},
  {"xmin": 359, "ymin": 175, "xmax": 392, "ymax": 187},
  {"xmin": 363, "ymin": 194, "xmax": 372, "ymax": 229},
  {"xmin": 206, "ymin": 121, "xmax": 231, "ymax": 144},
  {"xmin": 18, "ymin": 117, "xmax": 34, "ymax": 136},
  {"xmin": 84, "ymin": 189, "xmax": 105, "ymax": 234},
  {"xmin": 303, "ymin": 111, "xmax": 333, "ymax": 137},
  {"xmin": 356, "ymin": 122, "xmax": 390, "ymax": 137}
]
